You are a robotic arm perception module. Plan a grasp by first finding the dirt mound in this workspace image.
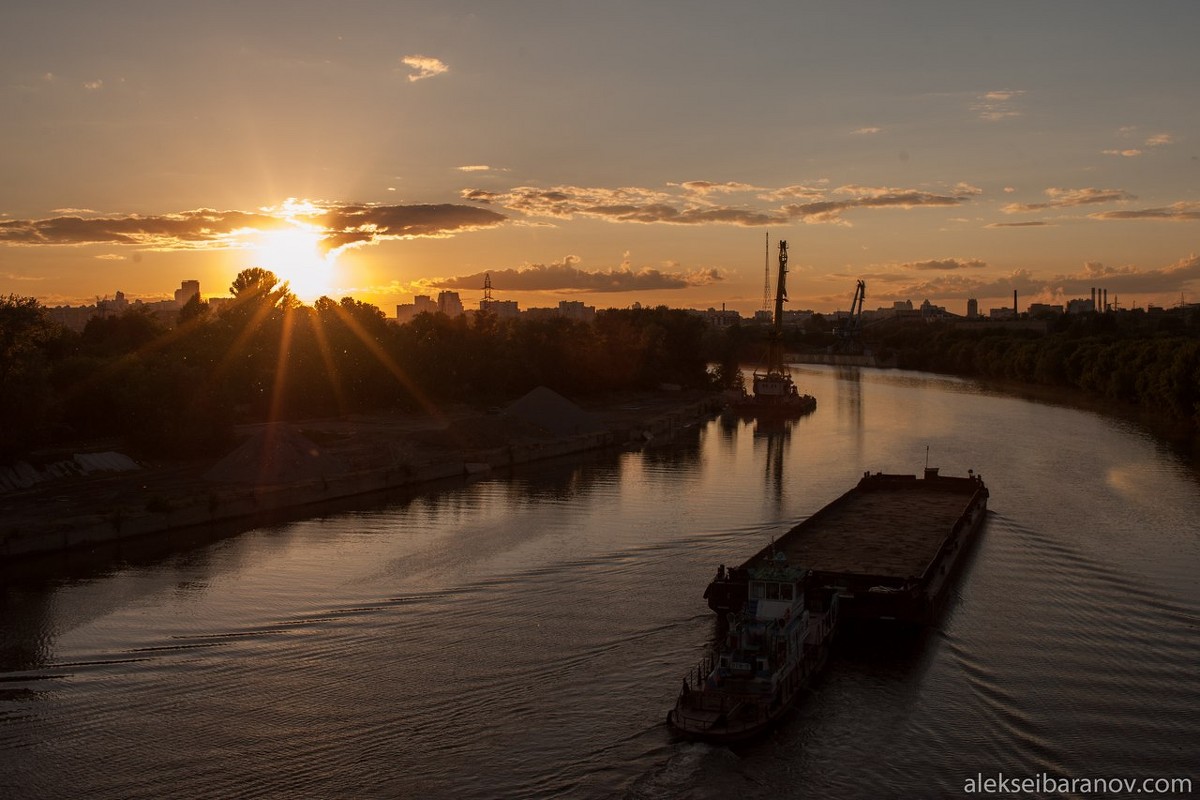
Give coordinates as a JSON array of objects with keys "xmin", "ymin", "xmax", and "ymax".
[
  {"xmin": 504, "ymin": 386, "xmax": 603, "ymax": 438},
  {"xmin": 203, "ymin": 425, "xmax": 346, "ymax": 485}
]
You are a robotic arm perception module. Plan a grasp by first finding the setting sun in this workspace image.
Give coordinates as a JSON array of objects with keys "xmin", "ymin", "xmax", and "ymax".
[{"xmin": 251, "ymin": 225, "xmax": 337, "ymax": 300}]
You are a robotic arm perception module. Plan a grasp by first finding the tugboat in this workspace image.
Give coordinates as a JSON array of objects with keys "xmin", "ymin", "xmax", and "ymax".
[
  {"xmin": 730, "ymin": 239, "xmax": 816, "ymax": 417},
  {"xmin": 667, "ymin": 555, "xmax": 838, "ymax": 743}
]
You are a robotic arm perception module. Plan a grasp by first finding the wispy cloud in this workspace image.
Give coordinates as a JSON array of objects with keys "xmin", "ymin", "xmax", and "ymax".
[
  {"xmin": 1002, "ymin": 187, "xmax": 1134, "ymax": 213},
  {"xmin": 1089, "ymin": 201, "xmax": 1200, "ymax": 222},
  {"xmin": 456, "ymin": 165, "xmax": 493, "ymax": 172},
  {"xmin": 400, "ymin": 55, "xmax": 448, "ymax": 82},
  {"xmin": 1101, "ymin": 149, "xmax": 1142, "ymax": 157},
  {"xmin": 899, "ymin": 258, "xmax": 987, "ymax": 271},
  {"xmin": 431, "ymin": 255, "xmax": 725, "ymax": 293},
  {"xmin": 972, "ymin": 89, "xmax": 1025, "ymax": 121},
  {"xmin": 851, "ymin": 127, "xmax": 882, "ymax": 135},
  {"xmin": 1145, "ymin": 133, "xmax": 1174, "ymax": 147},
  {"xmin": 986, "ymin": 221, "xmax": 1052, "ymax": 228},
  {"xmin": 464, "ymin": 181, "xmax": 975, "ymax": 228},
  {"xmin": 674, "ymin": 180, "xmax": 762, "ymax": 196},
  {"xmin": 784, "ymin": 186, "xmax": 973, "ymax": 225},
  {"xmin": 0, "ymin": 200, "xmax": 506, "ymax": 252}
]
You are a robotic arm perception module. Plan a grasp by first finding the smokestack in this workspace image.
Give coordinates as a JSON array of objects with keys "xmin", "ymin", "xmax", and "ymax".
[
  {"xmin": 1014, "ymin": 290, "xmax": 1018, "ymax": 317},
  {"xmin": 1091, "ymin": 287, "xmax": 1096, "ymax": 310},
  {"xmin": 1103, "ymin": 289, "xmax": 1108, "ymax": 313}
]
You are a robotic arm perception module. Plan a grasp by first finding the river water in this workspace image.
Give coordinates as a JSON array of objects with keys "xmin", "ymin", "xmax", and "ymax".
[{"xmin": 2, "ymin": 366, "xmax": 1198, "ymax": 799}]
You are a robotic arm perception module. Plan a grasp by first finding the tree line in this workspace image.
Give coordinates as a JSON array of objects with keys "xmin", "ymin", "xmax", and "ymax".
[
  {"xmin": 864, "ymin": 313, "xmax": 1200, "ymax": 425},
  {"xmin": 0, "ymin": 269, "xmax": 718, "ymax": 460}
]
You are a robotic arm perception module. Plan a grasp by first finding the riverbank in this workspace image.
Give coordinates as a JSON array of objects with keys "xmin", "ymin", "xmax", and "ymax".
[{"xmin": 1, "ymin": 388, "xmax": 724, "ymax": 558}]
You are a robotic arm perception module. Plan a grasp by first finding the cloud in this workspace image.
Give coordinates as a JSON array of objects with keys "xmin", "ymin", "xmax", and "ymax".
[
  {"xmin": 0, "ymin": 201, "xmax": 506, "ymax": 252},
  {"xmin": 851, "ymin": 127, "xmax": 882, "ymax": 135},
  {"xmin": 1089, "ymin": 201, "xmax": 1200, "ymax": 222},
  {"xmin": 94, "ymin": 253, "xmax": 126, "ymax": 261},
  {"xmin": 1102, "ymin": 149, "xmax": 1142, "ymax": 157},
  {"xmin": 783, "ymin": 186, "xmax": 972, "ymax": 225},
  {"xmin": 1057, "ymin": 255, "xmax": 1200, "ymax": 293},
  {"xmin": 858, "ymin": 255, "xmax": 1200, "ymax": 303},
  {"xmin": 972, "ymin": 89, "xmax": 1025, "ymax": 121},
  {"xmin": 401, "ymin": 55, "xmax": 448, "ymax": 82},
  {"xmin": 986, "ymin": 221, "xmax": 1052, "ymax": 228},
  {"xmin": 759, "ymin": 184, "xmax": 828, "ymax": 201},
  {"xmin": 431, "ymin": 256, "xmax": 726, "ymax": 293},
  {"xmin": 463, "ymin": 181, "xmax": 974, "ymax": 228},
  {"xmin": 899, "ymin": 258, "xmax": 987, "ymax": 271},
  {"xmin": 1146, "ymin": 133, "xmax": 1173, "ymax": 147},
  {"xmin": 456, "ymin": 165, "xmax": 492, "ymax": 172},
  {"xmin": 1003, "ymin": 187, "xmax": 1135, "ymax": 213},
  {"xmin": 674, "ymin": 180, "xmax": 761, "ymax": 196},
  {"xmin": 83, "ymin": 80, "xmax": 103, "ymax": 90}
]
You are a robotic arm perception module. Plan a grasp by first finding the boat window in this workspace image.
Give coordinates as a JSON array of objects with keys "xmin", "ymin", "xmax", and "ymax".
[
  {"xmin": 780, "ymin": 583, "xmax": 793, "ymax": 601},
  {"xmin": 766, "ymin": 582, "xmax": 780, "ymax": 600},
  {"xmin": 751, "ymin": 583, "xmax": 765, "ymax": 599}
]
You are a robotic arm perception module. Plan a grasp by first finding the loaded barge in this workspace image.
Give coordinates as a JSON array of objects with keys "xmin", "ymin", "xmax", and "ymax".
[
  {"xmin": 668, "ymin": 467, "xmax": 987, "ymax": 741},
  {"xmin": 704, "ymin": 468, "xmax": 989, "ymax": 625}
]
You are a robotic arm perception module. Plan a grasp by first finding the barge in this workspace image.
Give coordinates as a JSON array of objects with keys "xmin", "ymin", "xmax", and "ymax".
[{"xmin": 704, "ymin": 468, "xmax": 989, "ymax": 624}]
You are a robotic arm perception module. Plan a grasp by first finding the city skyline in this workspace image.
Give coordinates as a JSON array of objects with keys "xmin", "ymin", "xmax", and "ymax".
[{"xmin": 3, "ymin": 1, "xmax": 1199, "ymax": 314}]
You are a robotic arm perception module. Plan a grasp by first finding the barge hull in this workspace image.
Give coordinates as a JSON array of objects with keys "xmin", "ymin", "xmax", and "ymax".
[{"xmin": 705, "ymin": 470, "xmax": 989, "ymax": 624}]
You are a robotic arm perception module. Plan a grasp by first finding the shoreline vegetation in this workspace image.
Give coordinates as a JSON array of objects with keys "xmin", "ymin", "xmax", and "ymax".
[
  {"xmin": 788, "ymin": 308, "xmax": 1200, "ymax": 462},
  {"xmin": 2, "ymin": 271, "xmax": 731, "ymax": 558},
  {"xmin": 3, "ymin": 273, "xmax": 1198, "ymax": 556}
]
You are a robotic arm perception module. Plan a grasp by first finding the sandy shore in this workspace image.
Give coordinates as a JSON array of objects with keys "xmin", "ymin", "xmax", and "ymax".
[{"xmin": 1, "ymin": 389, "xmax": 723, "ymax": 558}]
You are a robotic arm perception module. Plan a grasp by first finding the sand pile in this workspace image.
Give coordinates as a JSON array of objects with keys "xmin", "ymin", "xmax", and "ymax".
[
  {"xmin": 203, "ymin": 425, "xmax": 347, "ymax": 485},
  {"xmin": 503, "ymin": 386, "xmax": 603, "ymax": 437}
]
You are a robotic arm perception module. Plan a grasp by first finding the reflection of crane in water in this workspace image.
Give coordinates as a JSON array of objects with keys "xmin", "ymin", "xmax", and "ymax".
[{"xmin": 753, "ymin": 417, "xmax": 792, "ymax": 509}]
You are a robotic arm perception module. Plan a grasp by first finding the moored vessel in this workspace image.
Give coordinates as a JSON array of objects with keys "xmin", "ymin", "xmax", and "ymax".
[
  {"xmin": 730, "ymin": 239, "xmax": 816, "ymax": 417},
  {"xmin": 668, "ymin": 557, "xmax": 838, "ymax": 743}
]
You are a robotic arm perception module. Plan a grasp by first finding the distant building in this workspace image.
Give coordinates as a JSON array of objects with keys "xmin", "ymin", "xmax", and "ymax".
[
  {"xmin": 919, "ymin": 299, "xmax": 950, "ymax": 318},
  {"xmin": 174, "ymin": 280, "xmax": 200, "ymax": 305},
  {"xmin": 437, "ymin": 291, "xmax": 464, "ymax": 318},
  {"xmin": 480, "ymin": 298, "xmax": 520, "ymax": 320},
  {"xmin": 523, "ymin": 301, "xmax": 597, "ymax": 323},
  {"xmin": 966, "ymin": 298, "xmax": 979, "ymax": 319},
  {"xmin": 988, "ymin": 306, "xmax": 1016, "ymax": 320},
  {"xmin": 556, "ymin": 300, "xmax": 595, "ymax": 323},
  {"xmin": 1066, "ymin": 298, "xmax": 1096, "ymax": 315},
  {"xmin": 395, "ymin": 294, "xmax": 438, "ymax": 323},
  {"xmin": 1027, "ymin": 303, "xmax": 1063, "ymax": 318},
  {"xmin": 691, "ymin": 306, "xmax": 743, "ymax": 326}
]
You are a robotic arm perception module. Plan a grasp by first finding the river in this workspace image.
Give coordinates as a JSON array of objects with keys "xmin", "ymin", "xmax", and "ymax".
[{"xmin": 2, "ymin": 366, "xmax": 1197, "ymax": 798}]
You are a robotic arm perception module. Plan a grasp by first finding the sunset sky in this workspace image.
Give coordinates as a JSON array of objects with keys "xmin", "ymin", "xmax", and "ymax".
[{"xmin": 3, "ymin": 1, "xmax": 1199, "ymax": 315}]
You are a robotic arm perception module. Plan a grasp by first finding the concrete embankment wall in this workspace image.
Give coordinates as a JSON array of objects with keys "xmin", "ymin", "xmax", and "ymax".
[{"xmin": 2, "ymin": 396, "xmax": 722, "ymax": 558}]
